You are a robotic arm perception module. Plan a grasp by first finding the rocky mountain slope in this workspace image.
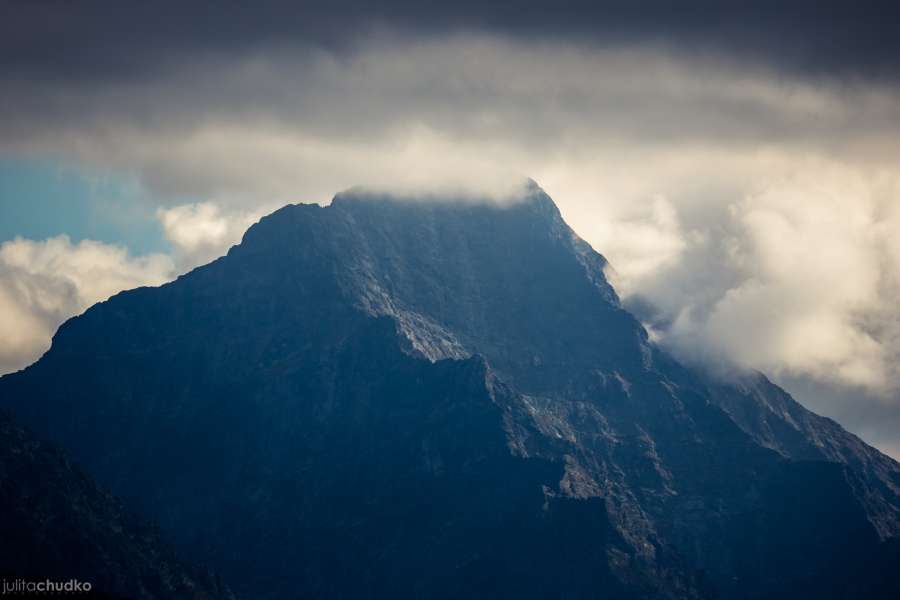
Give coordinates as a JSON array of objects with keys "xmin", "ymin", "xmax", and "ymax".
[{"xmin": 1, "ymin": 181, "xmax": 898, "ymax": 599}]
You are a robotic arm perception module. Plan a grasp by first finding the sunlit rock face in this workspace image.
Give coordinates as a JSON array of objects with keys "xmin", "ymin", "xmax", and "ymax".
[{"xmin": 2, "ymin": 181, "xmax": 899, "ymax": 599}]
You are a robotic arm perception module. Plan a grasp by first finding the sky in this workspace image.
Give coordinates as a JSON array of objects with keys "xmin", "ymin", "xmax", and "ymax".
[{"xmin": 2, "ymin": 1, "xmax": 900, "ymax": 458}]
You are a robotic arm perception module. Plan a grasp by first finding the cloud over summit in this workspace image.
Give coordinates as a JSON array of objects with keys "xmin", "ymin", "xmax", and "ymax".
[{"xmin": 2, "ymin": 3, "xmax": 900, "ymax": 456}]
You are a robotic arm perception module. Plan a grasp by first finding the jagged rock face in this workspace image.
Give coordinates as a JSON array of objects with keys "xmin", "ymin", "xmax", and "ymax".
[
  {"xmin": 1, "ymin": 182, "xmax": 899, "ymax": 599},
  {"xmin": 0, "ymin": 413, "xmax": 235, "ymax": 600}
]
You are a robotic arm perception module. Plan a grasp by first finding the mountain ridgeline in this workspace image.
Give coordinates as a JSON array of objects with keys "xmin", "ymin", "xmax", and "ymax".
[{"xmin": 2, "ymin": 182, "xmax": 899, "ymax": 599}]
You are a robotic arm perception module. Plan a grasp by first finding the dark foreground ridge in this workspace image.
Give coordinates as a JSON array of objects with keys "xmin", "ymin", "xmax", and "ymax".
[
  {"xmin": 0, "ymin": 412, "xmax": 236, "ymax": 599},
  {"xmin": 2, "ymin": 181, "xmax": 899, "ymax": 599}
]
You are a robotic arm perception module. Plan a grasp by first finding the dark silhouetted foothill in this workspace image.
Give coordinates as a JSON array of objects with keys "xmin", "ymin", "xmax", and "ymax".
[{"xmin": 0, "ymin": 412, "xmax": 235, "ymax": 600}]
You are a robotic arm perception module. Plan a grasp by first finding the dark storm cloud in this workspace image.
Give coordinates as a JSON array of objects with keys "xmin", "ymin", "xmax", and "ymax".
[{"xmin": 4, "ymin": 0, "xmax": 900, "ymax": 82}]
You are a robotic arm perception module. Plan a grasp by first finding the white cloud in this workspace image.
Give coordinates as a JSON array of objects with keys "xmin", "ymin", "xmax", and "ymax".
[
  {"xmin": 157, "ymin": 202, "xmax": 266, "ymax": 270},
  {"xmin": 0, "ymin": 236, "xmax": 173, "ymax": 374},
  {"xmin": 640, "ymin": 162, "xmax": 900, "ymax": 392},
  {"xmin": 579, "ymin": 195, "xmax": 688, "ymax": 296}
]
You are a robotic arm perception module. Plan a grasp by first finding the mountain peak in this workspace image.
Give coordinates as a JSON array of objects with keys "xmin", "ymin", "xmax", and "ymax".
[
  {"xmin": 3, "ymin": 181, "xmax": 899, "ymax": 600},
  {"xmin": 238, "ymin": 179, "xmax": 567, "ymax": 267},
  {"xmin": 236, "ymin": 178, "xmax": 622, "ymax": 372}
]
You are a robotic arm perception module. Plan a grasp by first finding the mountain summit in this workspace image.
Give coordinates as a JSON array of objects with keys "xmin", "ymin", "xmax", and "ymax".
[{"xmin": 2, "ymin": 182, "xmax": 899, "ymax": 599}]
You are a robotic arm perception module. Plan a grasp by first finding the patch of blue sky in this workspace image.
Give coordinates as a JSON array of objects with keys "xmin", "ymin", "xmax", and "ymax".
[{"xmin": 0, "ymin": 158, "xmax": 176, "ymax": 255}]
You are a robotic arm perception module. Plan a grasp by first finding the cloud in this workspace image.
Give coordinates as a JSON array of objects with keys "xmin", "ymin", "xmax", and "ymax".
[
  {"xmin": 3, "ymin": 1, "xmax": 900, "ymax": 81},
  {"xmin": 4, "ymin": 36, "xmax": 899, "ymax": 207},
  {"xmin": 0, "ymin": 236, "xmax": 173, "ymax": 375},
  {"xmin": 157, "ymin": 202, "xmax": 266, "ymax": 270},
  {"xmin": 1, "ymin": 32, "xmax": 900, "ymax": 456},
  {"xmin": 620, "ymin": 160, "xmax": 900, "ymax": 393},
  {"xmin": 587, "ymin": 195, "xmax": 688, "ymax": 292}
]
